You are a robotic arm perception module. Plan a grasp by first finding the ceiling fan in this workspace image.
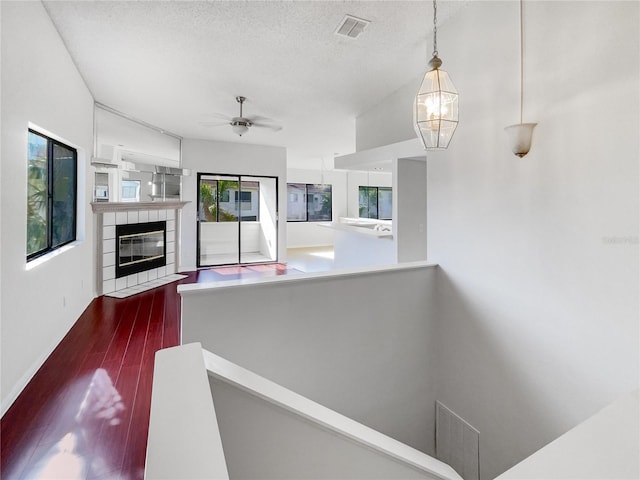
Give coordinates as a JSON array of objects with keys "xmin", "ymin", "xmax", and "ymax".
[{"xmin": 200, "ymin": 96, "xmax": 282, "ymax": 137}]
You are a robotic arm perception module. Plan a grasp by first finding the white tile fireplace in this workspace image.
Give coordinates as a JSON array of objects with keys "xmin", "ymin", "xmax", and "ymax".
[{"xmin": 93, "ymin": 201, "xmax": 189, "ymax": 295}]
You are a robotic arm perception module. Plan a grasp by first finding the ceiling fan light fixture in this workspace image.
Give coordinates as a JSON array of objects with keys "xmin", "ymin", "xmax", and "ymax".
[
  {"xmin": 232, "ymin": 123, "xmax": 249, "ymax": 137},
  {"xmin": 200, "ymin": 95, "xmax": 282, "ymax": 136}
]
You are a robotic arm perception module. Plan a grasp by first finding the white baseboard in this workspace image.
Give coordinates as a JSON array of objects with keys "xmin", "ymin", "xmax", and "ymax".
[{"xmin": 0, "ymin": 303, "xmax": 90, "ymax": 417}]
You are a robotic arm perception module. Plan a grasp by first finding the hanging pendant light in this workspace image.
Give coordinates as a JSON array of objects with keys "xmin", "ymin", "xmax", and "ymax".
[
  {"xmin": 505, "ymin": 0, "xmax": 536, "ymax": 157},
  {"xmin": 414, "ymin": 0, "xmax": 459, "ymax": 150}
]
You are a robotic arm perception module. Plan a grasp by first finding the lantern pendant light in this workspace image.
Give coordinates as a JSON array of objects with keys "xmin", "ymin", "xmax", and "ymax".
[
  {"xmin": 505, "ymin": 0, "xmax": 536, "ymax": 157},
  {"xmin": 414, "ymin": 0, "xmax": 459, "ymax": 150}
]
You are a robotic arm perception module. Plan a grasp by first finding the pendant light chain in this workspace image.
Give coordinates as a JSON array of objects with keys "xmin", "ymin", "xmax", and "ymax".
[
  {"xmin": 414, "ymin": 0, "xmax": 459, "ymax": 150},
  {"xmin": 432, "ymin": 0, "xmax": 438, "ymax": 58}
]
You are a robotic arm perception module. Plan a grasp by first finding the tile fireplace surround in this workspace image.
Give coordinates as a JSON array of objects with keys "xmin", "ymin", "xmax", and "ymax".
[{"xmin": 92, "ymin": 201, "xmax": 189, "ymax": 295}]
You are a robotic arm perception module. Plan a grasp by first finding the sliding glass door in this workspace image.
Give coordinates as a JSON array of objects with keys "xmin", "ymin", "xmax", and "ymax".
[
  {"xmin": 239, "ymin": 176, "xmax": 278, "ymax": 264},
  {"xmin": 197, "ymin": 173, "xmax": 278, "ymax": 267},
  {"xmin": 197, "ymin": 174, "xmax": 240, "ymax": 266}
]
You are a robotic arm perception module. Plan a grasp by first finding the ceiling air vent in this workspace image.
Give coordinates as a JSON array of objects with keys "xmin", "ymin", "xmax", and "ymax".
[{"xmin": 335, "ymin": 14, "xmax": 370, "ymax": 39}]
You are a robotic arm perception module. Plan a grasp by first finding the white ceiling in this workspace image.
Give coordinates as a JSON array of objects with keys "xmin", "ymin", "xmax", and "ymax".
[{"xmin": 43, "ymin": 0, "xmax": 466, "ymax": 170}]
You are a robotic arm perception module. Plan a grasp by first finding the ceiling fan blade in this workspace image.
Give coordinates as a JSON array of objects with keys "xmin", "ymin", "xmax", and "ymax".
[
  {"xmin": 204, "ymin": 112, "xmax": 233, "ymax": 121},
  {"xmin": 252, "ymin": 122, "xmax": 283, "ymax": 132},
  {"xmin": 198, "ymin": 120, "xmax": 230, "ymax": 127},
  {"xmin": 247, "ymin": 115, "xmax": 277, "ymax": 124}
]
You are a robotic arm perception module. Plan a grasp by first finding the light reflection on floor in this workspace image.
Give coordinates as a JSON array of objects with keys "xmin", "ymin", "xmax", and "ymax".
[
  {"xmin": 27, "ymin": 433, "xmax": 85, "ymax": 479},
  {"xmin": 309, "ymin": 250, "xmax": 335, "ymax": 259},
  {"xmin": 286, "ymin": 246, "xmax": 335, "ymax": 273},
  {"xmin": 76, "ymin": 368, "xmax": 125, "ymax": 426},
  {"xmin": 20, "ymin": 368, "xmax": 125, "ymax": 479}
]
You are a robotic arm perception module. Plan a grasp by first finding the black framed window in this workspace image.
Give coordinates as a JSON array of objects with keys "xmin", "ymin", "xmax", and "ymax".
[
  {"xmin": 359, "ymin": 186, "xmax": 392, "ymax": 220},
  {"xmin": 287, "ymin": 183, "xmax": 332, "ymax": 222},
  {"xmin": 234, "ymin": 191, "xmax": 252, "ymax": 202},
  {"xmin": 27, "ymin": 129, "xmax": 77, "ymax": 260},
  {"xmin": 199, "ymin": 178, "xmax": 259, "ymax": 222}
]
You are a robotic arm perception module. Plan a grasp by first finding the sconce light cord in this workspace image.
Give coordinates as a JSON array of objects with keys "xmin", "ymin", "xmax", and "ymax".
[{"xmin": 520, "ymin": 0, "xmax": 524, "ymax": 124}]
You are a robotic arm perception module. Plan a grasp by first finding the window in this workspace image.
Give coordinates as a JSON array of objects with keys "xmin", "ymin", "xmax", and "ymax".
[
  {"xmin": 199, "ymin": 179, "xmax": 259, "ymax": 222},
  {"xmin": 234, "ymin": 191, "xmax": 252, "ymax": 202},
  {"xmin": 359, "ymin": 186, "xmax": 392, "ymax": 220},
  {"xmin": 121, "ymin": 179, "xmax": 141, "ymax": 202},
  {"xmin": 287, "ymin": 183, "xmax": 332, "ymax": 222},
  {"xmin": 27, "ymin": 130, "xmax": 77, "ymax": 260},
  {"xmin": 286, "ymin": 183, "xmax": 307, "ymax": 221}
]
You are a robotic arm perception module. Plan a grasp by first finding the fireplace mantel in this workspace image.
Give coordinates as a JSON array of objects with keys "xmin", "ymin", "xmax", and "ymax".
[{"xmin": 92, "ymin": 201, "xmax": 189, "ymax": 213}]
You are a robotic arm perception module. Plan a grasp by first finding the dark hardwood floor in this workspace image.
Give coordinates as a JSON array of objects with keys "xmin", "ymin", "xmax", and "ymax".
[
  {"xmin": 0, "ymin": 273, "xmax": 195, "ymax": 480},
  {"xmin": 1, "ymin": 263, "xmax": 303, "ymax": 480}
]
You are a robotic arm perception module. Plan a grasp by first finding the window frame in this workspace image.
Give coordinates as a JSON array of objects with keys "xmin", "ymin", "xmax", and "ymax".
[
  {"xmin": 27, "ymin": 129, "xmax": 78, "ymax": 262},
  {"xmin": 358, "ymin": 186, "xmax": 392, "ymax": 220},
  {"xmin": 198, "ymin": 177, "xmax": 260, "ymax": 223},
  {"xmin": 286, "ymin": 183, "xmax": 333, "ymax": 222}
]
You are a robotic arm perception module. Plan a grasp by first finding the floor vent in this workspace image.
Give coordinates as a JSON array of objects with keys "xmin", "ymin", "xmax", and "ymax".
[
  {"xmin": 436, "ymin": 401, "xmax": 480, "ymax": 480},
  {"xmin": 335, "ymin": 15, "xmax": 370, "ymax": 39}
]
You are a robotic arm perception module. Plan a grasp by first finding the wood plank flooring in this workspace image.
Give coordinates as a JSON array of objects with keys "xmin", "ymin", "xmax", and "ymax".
[
  {"xmin": 0, "ymin": 261, "xmax": 310, "ymax": 480},
  {"xmin": 0, "ymin": 273, "xmax": 196, "ymax": 480}
]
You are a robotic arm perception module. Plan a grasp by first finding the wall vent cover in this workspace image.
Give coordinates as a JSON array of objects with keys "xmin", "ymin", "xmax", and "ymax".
[
  {"xmin": 436, "ymin": 401, "xmax": 480, "ymax": 480},
  {"xmin": 335, "ymin": 15, "xmax": 370, "ymax": 39}
]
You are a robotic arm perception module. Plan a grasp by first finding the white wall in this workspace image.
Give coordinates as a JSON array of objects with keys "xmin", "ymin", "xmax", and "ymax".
[
  {"xmin": 1, "ymin": 1, "xmax": 95, "ymax": 414},
  {"xmin": 357, "ymin": 2, "xmax": 639, "ymax": 479},
  {"xmin": 180, "ymin": 139, "xmax": 287, "ymax": 270},
  {"xmin": 332, "ymin": 230, "xmax": 396, "ymax": 269},
  {"xmin": 95, "ymin": 105, "xmax": 181, "ymax": 166},
  {"xmin": 496, "ymin": 390, "xmax": 639, "ymax": 479},
  {"xmin": 257, "ymin": 177, "xmax": 278, "ymax": 260},
  {"xmin": 286, "ymin": 168, "xmax": 347, "ymax": 248},
  {"xmin": 181, "ymin": 265, "xmax": 441, "ymax": 455},
  {"xmin": 394, "ymin": 158, "xmax": 427, "ymax": 263},
  {"xmin": 356, "ymin": 83, "xmax": 417, "ymax": 151},
  {"xmin": 211, "ymin": 376, "xmax": 448, "ymax": 480}
]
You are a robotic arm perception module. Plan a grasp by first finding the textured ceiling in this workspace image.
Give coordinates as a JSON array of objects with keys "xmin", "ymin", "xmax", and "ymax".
[{"xmin": 43, "ymin": 1, "xmax": 467, "ymax": 169}]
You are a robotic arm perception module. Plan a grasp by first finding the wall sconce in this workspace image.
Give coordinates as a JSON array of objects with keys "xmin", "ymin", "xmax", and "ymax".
[{"xmin": 505, "ymin": 0, "xmax": 537, "ymax": 157}]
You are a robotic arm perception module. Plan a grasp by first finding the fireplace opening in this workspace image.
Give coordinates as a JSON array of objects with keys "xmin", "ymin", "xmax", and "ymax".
[{"xmin": 115, "ymin": 221, "xmax": 166, "ymax": 278}]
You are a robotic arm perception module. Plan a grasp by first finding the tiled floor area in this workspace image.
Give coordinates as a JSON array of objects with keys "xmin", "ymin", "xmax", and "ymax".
[
  {"xmin": 199, "ymin": 248, "xmax": 334, "ymax": 274},
  {"xmin": 285, "ymin": 246, "xmax": 335, "ymax": 273},
  {"xmin": 0, "ymin": 248, "xmax": 333, "ymax": 480},
  {"xmin": 195, "ymin": 263, "xmax": 303, "ymax": 283},
  {"xmin": 199, "ymin": 251, "xmax": 274, "ymax": 266},
  {"xmin": 104, "ymin": 273, "xmax": 188, "ymax": 299}
]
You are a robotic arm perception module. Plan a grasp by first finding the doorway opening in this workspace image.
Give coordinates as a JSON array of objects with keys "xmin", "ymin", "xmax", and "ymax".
[{"xmin": 197, "ymin": 173, "xmax": 278, "ymax": 267}]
